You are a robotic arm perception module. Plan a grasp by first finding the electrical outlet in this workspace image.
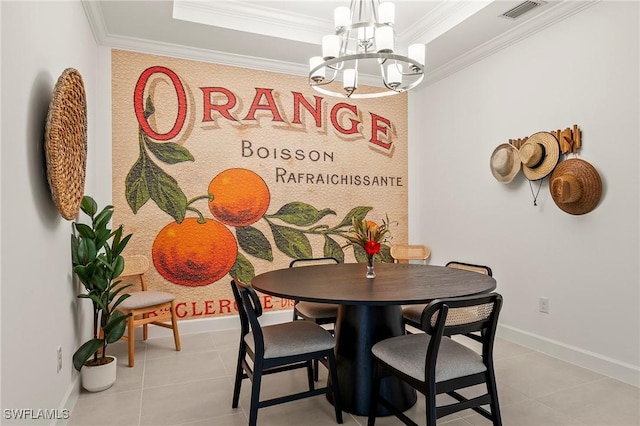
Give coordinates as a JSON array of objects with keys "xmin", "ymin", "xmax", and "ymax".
[
  {"xmin": 57, "ymin": 346, "xmax": 62, "ymax": 373},
  {"xmin": 539, "ymin": 297, "xmax": 549, "ymax": 314}
]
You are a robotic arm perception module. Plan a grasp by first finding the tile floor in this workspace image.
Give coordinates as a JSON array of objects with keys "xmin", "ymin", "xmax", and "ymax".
[{"xmin": 69, "ymin": 329, "xmax": 640, "ymax": 426}]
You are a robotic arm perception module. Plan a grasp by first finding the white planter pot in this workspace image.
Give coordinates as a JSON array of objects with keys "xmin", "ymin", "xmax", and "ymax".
[{"xmin": 82, "ymin": 356, "xmax": 117, "ymax": 392}]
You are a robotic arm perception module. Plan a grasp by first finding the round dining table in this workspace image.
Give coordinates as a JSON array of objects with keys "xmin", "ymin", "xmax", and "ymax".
[{"xmin": 251, "ymin": 262, "xmax": 497, "ymax": 416}]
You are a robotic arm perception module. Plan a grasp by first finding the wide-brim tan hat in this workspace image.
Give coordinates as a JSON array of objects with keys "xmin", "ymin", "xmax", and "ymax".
[
  {"xmin": 518, "ymin": 132, "xmax": 560, "ymax": 181},
  {"xmin": 549, "ymin": 158, "xmax": 602, "ymax": 215},
  {"xmin": 490, "ymin": 143, "xmax": 521, "ymax": 183}
]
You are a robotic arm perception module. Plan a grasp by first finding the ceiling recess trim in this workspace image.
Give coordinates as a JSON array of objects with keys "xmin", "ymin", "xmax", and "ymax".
[
  {"xmin": 402, "ymin": 0, "xmax": 493, "ymax": 45},
  {"xmin": 172, "ymin": 0, "xmax": 329, "ymax": 45}
]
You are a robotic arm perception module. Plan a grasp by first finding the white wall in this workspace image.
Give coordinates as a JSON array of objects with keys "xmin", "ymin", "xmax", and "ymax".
[
  {"xmin": 1, "ymin": 1, "xmax": 99, "ymax": 421},
  {"xmin": 409, "ymin": 1, "xmax": 639, "ymax": 385}
]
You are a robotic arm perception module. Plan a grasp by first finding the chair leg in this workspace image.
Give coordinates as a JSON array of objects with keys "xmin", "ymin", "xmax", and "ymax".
[
  {"xmin": 367, "ymin": 363, "xmax": 380, "ymax": 426},
  {"xmin": 327, "ymin": 351, "xmax": 343, "ymax": 424},
  {"xmin": 143, "ymin": 315, "xmax": 148, "ymax": 341},
  {"xmin": 486, "ymin": 368, "xmax": 502, "ymax": 426},
  {"xmin": 425, "ymin": 382, "xmax": 437, "ymax": 426},
  {"xmin": 313, "ymin": 358, "xmax": 320, "ymax": 382},
  {"xmin": 232, "ymin": 344, "xmax": 245, "ymax": 408},
  {"xmin": 127, "ymin": 314, "xmax": 135, "ymax": 367},
  {"xmin": 170, "ymin": 301, "xmax": 181, "ymax": 351},
  {"xmin": 306, "ymin": 360, "xmax": 315, "ymax": 391},
  {"xmin": 248, "ymin": 365, "xmax": 262, "ymax": 426}
]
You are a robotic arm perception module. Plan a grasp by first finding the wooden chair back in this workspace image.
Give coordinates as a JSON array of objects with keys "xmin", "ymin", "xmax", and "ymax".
[{"xmin": 390, "ymin": 244, "xmax": 431, "ymax": 263}]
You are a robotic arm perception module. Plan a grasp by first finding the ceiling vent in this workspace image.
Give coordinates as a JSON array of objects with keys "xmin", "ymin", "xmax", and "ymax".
[{"xmin": 500, "ymin": 1, "xmax": 546, "ymax": 19}]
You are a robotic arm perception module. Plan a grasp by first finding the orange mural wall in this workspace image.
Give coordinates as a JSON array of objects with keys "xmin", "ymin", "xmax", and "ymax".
[{"xmin": 111, "ymin": 49, "xmax": 408, "ymax": 320}]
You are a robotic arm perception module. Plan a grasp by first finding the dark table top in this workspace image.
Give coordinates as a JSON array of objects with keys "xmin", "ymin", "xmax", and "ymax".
[{"xmin": 252, "ymin": 263, "xmax": 496, "ymax": 306}]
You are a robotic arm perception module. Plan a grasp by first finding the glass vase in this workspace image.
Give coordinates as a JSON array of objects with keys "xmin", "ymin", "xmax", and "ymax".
[{"xmin": 366, "ymin": 255, "xmax": 376, "ymax": 279}]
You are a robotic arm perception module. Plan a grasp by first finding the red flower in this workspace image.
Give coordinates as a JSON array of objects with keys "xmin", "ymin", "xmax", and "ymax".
[{"xmin": 364, "ymin": 240, "xmax": 381, "ymax": 255}]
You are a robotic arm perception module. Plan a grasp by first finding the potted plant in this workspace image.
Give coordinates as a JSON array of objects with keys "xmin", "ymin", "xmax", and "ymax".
[{"xmin": 71, "ymin": 195, "xmax": 132, "ymax": 392}]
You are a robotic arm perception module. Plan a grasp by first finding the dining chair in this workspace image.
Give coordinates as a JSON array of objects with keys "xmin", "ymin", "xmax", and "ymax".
[
  {"xmin": 115, "ymin": 254, "xmax": 181, "ymax": 367},
  {"xmin": 290, "ymin": 257, "xmax": 340, "ymax": 380},
  {"xmin": 445, "ymin": 261, "xmax": 493, "ymax": 277},
  {"xmin": 290, "ymin": 257, "xmax": 340, "ymax": 327},
  {"xmin": 368, "ymin": 293, "xmax": 503, "ymax": 426},
  {"xmin": 402, "ymin": 261, "xmax": 492, "ymax": 331},
  {"xmin": 390, "ymin": 244, "xmax": 431, "ymax": 264},
  {"xmin": 230, "ymin": 279, "xmax": 343, "ymax": 426}
]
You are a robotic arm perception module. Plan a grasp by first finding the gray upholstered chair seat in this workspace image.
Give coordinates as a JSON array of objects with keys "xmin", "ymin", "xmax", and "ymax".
[
  {"xmin": 295, "ymin": 301, "xmax": 339, "ymax": 319},
  {"xmin": 371, "ymin": 333, "xmax": 486, "ymax": 383},
  {"xmin": 117, "ymin": 291, "xmax": 175, "ymax": 310},
  {"xmin": 245, "ymin": 320, "xmax": 335, "ymax": 359}
]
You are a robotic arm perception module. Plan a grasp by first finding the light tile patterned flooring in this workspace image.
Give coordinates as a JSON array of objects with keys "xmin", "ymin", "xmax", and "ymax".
[{"xmin": 69, "ymin": 329, "xmax": 640, "ymax": 425}]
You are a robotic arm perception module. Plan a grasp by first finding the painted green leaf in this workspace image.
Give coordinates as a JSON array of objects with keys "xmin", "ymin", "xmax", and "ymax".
[
  {"xmin": 237, "ymin": 226, "xmax": 273, "ymax": 261},
  {"xmin": 270, "ymin": 202, "xmax": 336, "ymax": 226},
  {"xmin": 144, "ymin": 135, "xmax": 195, "ymax": 165},
  {"xmin": 229, "ymin": 252, "xmax": 255, "ymax": 285},
  {"xmin": 335, "ymin": 206, "xmax": 373, "ymax": 228},
  {"xmin": 269, "ymin": 223, "xmax": 312, "ymax": 259},
  {"xmin": 144, "ymin": 95, "xmax": 155, "ymax": 119},
  {"xmin": 126, "ymin": 130, "xmax": 187, "ymax": 222},
  {"xmin": 125, "ymin": 151, "xmax": 151, "ymax": 214},
  {"xmin": 323, "ymin": 236, "xmax": 345, "ymax": 262},
  {"xmin": 144, "ymin": 157, "xmax": 187, "ymax": 223}
]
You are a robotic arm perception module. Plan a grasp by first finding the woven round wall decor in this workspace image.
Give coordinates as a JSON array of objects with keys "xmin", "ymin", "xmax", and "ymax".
[{"xmin": 44, "ymin": 68, "xmax": 87, "ymax": 220}]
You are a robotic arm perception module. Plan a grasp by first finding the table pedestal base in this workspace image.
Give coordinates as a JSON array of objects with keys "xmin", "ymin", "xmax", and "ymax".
[{"xmin": 329, "ymin": 304, "xmax": 417, "ymax": 416}]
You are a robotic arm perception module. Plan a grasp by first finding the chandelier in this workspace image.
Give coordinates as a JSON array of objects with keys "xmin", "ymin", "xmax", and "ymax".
[{"xmin": 308, "ymin": 0, "xmax": 425, "ymax": 99}]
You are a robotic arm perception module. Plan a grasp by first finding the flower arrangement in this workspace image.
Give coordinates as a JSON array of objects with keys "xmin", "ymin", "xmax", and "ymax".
[{"xmin": 345, "ymin": 216, "xmax": 393, "ymax": 277}]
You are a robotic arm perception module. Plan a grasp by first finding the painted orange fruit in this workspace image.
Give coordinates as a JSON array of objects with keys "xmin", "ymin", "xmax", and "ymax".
[
  {"xmin": 208, "ymin": 168, "xmax": 270, "ymax": 227},
  {"xmin": 152, "ymin": 218, "xmax": 238, "ymax": 286}
]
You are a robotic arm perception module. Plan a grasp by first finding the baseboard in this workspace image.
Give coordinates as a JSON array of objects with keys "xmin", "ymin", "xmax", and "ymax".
[
  {"xmin": 142, "ymin": 309, "xmax": 292, "ymax": 338},
  {"xmin": 497, "ymin": 324, "xmax": 640, "ymax": 388}
]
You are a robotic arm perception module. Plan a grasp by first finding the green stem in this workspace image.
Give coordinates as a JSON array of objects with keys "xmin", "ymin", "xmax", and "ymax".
[
  {"xmin": 186, "ymin": 194, "xmax": 213, "ymax": 206},
  {"xmin": 183, "ymin": 195, "xmax": 213, "ymax": 224},
  {"xmin": 186, "ymin": 206, "xmax": 206, "ymax": 224},
  {"xmin": 262, "ymin": 216, "xmax": 351, "ymax": 238}
]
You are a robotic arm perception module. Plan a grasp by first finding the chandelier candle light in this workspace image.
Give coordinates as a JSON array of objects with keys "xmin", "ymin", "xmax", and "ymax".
[{"xmin": 309, "ymin": 0, "xmax": 425, "ymax": 98}]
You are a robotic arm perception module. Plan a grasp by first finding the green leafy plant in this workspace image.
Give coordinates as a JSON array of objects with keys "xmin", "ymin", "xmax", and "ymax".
[{"xmin": 71, "ymin": 195, "xmax": 132, "ymax": 371}]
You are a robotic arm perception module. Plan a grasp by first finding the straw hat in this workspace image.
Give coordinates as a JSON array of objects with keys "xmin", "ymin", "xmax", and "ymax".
[
  {"xmin": 490, "ymin": 143, "xmax": 521, "ymax": 183},
  {"xmin": 549, "ymin": 158, "xmax": 602, "ymax": 215},
  {"xmin": 518, "ymin": 132, "xmax": 560, "ymax": 181},
  {"xmin": 45, "ymin": 68, "xmax": 87, "ymax": 220}
]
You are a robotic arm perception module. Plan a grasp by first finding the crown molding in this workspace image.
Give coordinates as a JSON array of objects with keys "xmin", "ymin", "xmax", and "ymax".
[
  {"xmin": 81, "ymin": 0, "xmax": 108, "ymax": 44},
  {"xmin": 424, "ymin": 0, "xmax": 599, "ymax": 85}
]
